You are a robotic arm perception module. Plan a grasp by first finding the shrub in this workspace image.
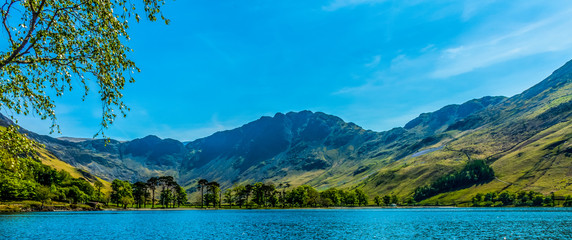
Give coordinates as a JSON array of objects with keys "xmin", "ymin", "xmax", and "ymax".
[{"xmin": 414, "ymin": 160, "xmax": 494, "ymax": 201}]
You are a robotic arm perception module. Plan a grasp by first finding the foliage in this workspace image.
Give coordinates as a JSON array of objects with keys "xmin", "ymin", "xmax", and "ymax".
[
  {"xmin": 413, "ymin": 160, "xmax": 495, "ymax": 201},
  {"xmin": 1, "ymin": 139, "xmax": 98, "ymax": 205},
  {"xmin": 35, "ymin": 185, "xmax": 54, "ymax": 208},
  {"xmin": 0, "ymin": 0, "xmax": 168, "ymax": 138},
  {"xmin": 105, "ymin": 176, "xmax": 187, "ymax": 209},
  {"xmin": 472, "ymin": 190, "xmax": 556, "ymax": 207},
  {"xmin": 0, "ymin": 0, "xmax": 171, "ymax": 210},
  {"xmin": 175, "ymin": 185, "xmax": 187, "ymax": 207},
  {"xmin": 205, "ymin": 181, "xmax": 220, "ymax": 208},
  {"xmin": 223, "ymin": 189, "xmax": 233, "ymax": 207},
  {"xmin": 111, "ymin": 179, "xmax": 132, "ymax": 208},
  {"xmin": 132, "ymin": 181, "xmax": 148, "ymax": 208},
  {"xmin": 355, "ymin": 188, "xmax": 368, "ymax": 206},
  {"xmin": 320, "ymin": 188, "xmax": 341, "ymax": 206},
  {"xmin": 197, "ymin": 178, "xmax": 208, "ymax": 208},
  {"xmin": 146, "ymin": 177, "xmax": 158, "ymax": 208},
  {"xmin": 217, "ymin": 182, "xmax": 380, "ymax": 208},
  {"xmin": 564, "ymin": 196, "xmax": 572, "ymax": 207}
]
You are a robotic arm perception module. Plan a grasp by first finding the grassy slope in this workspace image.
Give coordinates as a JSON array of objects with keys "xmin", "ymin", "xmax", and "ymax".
[
  {"xmin": 418, "ymin": 119, "xmax": 572, "ymax": 205},
  {"xmin": 1, "ymin": 125, "xmax": 112, "ymax": 192},
  {"xmin": 360, "ymin": 120, "xmax": 572, "ymax": 204},
  {"xmin": 360, "ymin": 115, "xmax": 572, "ymax": 204},
  {"xmin": 36, "ymin": 148, "xmax": 112, "ymax": 192},
  {"xmin": 359, "ymin": 66, "xmax": 572, "ymax": 203}
]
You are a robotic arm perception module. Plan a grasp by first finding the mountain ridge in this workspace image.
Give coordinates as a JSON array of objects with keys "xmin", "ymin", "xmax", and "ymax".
[{"xmin": 2, "ymin": 59, "xmax": 571, "ymax": 201}]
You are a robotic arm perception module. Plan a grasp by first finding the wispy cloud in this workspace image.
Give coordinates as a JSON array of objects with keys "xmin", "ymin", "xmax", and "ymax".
[
  {"xmin": 365, "ymin": 55, "xmax": 381, "ymax": 68},
  {"xmin": 322, "ymin": 0, "xmax": 386, "ymax": 11},
  {"xmin": 431, "ymin": 8, "xmax": 572, "ymax": 78},
  {"xmin": 460, "ymin": 0, "xmax": 497, "ymax": 21}
]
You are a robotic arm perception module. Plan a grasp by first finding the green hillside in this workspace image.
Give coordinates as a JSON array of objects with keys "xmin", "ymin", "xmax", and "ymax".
[
  {"xmin": 360, "ymin": 60, "xmax": 572, "ymax": 204},
  {"xmin": 3, "ymin": 59, "xmax": 571, "ymax": 206}
]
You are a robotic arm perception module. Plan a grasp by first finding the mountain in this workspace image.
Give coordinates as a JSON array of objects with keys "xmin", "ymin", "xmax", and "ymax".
[
  {"xmin": 180, "ymin": 111, "xmax": 379, "ymax": 187},
  {"xmin": 6, "ymin": 95, "xmax": 509, "ymax": 191},
  {"xmin": 361, "ymin": 59, "xmax": 572, "ymax": 203},
  {"xmin": 16, "ymin": 130, "xmax": 188, "ymax": 183},
  {"xmin": 404, "ymin": 96, "xmax": 506, "ymax": 136},
  {"xmin": 3, "ymin": 59, "xmax": 571, "ymax": 202}
]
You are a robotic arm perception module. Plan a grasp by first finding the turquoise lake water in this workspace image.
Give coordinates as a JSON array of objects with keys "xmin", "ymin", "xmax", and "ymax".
[{"xmin": 1, "ymin": 208, "xmax": 572, "ymax": 239}]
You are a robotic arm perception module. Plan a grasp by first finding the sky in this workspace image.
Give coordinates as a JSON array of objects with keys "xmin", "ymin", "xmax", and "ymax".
[{"xmin": 13, "ymin": 0, "xmax": 572, "ymax": 142}]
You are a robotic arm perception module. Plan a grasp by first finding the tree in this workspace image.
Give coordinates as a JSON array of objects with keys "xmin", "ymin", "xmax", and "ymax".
[
  {"xmin": 277, "ymin": 182, "xmax": 290, "ymax": 208},
  {"xmin": 306, "ymin": 186, "xmax": 320, "ymax": 207},
  {"xmin": 321, "ymin": 188, "xmax": 340, "ymax": 207},
  {"xmin": 374, "ymin": 196, "xmax": 381, "ymax": 206},
  {"xmin": 497, "ymin": 192, "xmax": 513, "ymax": 206},
  {"xmin": 159, "ymin": 188, "xmax": 172, "ymax": 208},
  {"xmin": 158, "ymin": 176, "xmax": 175, "ymax": 207},
  {"xmin": 120, "ymin": 196, "xmax": 134, "ymax": 209},
  {"xmin": 175, "ymin": 185, "xmax": 187, "ymax": 207},
  {"xmin": 233, "ymin": 185, "xmax": 246, "ymax": 208},
  {"xmin": 197, "ymin": 179, "xmax": 208, "ymax": 208},
  {"xmin": 132, "ymin": 181, "xmax": 147, "ymax": 208},
  {"xmin": 205, "ymin": 181, "xmax": 220, "ymax": 208},
  {"xmin": 94, "ymin": 181, "xmax": 104, "ymax": 202},
  {"xmin": 0, "ymin": 128, "xmax": 39, "ymax": 200},
  {"xmin": 223, "ymin": 189, "xmax": 233, "ymax": 208},
  {"xmin": 111, "ymin": 179, "xmax": 132, "ymax": 208},
  {"xmin": 146, "ymin": 177, "xmax": 158, "ymax": 208},
  {"xmin": 0, "ymin": 0, "xmax": 170, "ymax": 163},
  {"xmin": 390, "ymin": 195, "xmax": 399, "ymax": 205},
  {"xmin": 344, "ymin": 191, "xmax": 356, "ymax": 206},
  {"xmin": 67, "ymin": 185, "xmax": 88, "ymax": 204},
  {"xmin": 286, "ymin": 185, "xmax": 317, "ymax": 207},
  {"xmin": 355, "ymin": 189, "xmax": 368, "ymax": 206},
  {"xmin": 252, "ymin": 182, "xmax": 264, "ymax": 207},
  {"xmin": 287, "ymin": 186, "xmax": 307, "ymax": 207},
  {"xmin": 382, "ymin": 195, "xmax": 391, "ymax": 205},
  {"xmin": 244, "ymin": 184, "xmax": 253, "ymax": 208},
  {"xmin": 70, "ymin": 178, "xmax": 94, "ymax": 200},
  {"xmin": 564, "ymin": 195, "xmax": 572, "ymax": 207},
  {"xmin": 35, "ymin": 185, "xmax": 54, "ymax": 209},
  {"xmin": 472, "ymin": 193, "xmax": 484, "ymax": 205}
]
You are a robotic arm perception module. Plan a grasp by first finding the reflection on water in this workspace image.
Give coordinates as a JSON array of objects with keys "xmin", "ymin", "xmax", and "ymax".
[{"xmin": 1, "ymin": 208, "xmax": 572, "ymax": 239}]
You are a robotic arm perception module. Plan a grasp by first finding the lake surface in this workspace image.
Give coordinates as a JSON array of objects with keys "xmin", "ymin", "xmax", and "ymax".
[{"xmin": 1, "ymin": 208, "xmax": 572, "ymax": 239}]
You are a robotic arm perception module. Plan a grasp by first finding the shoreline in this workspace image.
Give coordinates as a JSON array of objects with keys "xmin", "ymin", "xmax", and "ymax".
[{"xmin": 3, "ymin": 205, "xmax": 571, "ymax": 213}]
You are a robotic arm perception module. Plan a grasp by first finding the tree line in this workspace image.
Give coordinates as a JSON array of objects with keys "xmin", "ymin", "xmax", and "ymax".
[
  {"xmin": 0, "ymin": 150, "xmax": 103, "ymax": 209},
  {"xmin": 472, "ymin": 190, "xmax": 572, "ymax": 207},
  {"xmin": 195, "ymin": 179, "xmax": 371, "ymax": 208},
  {"xmin": 110, "ymin": 176, "xmax": 187, "ymax": 209},
  {"xmin": 413, "ymin": 160, "xmax": 495, "ymax": 202},
  {"xmin": 0, "ymin": 150, "xmax": 189, "ymax": 210}
]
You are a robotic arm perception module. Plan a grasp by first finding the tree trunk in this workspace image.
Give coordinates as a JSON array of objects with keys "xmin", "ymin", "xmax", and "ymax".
[{"xmin": 152, "ymin": 190, "xmax": 155, "ymax": 209}]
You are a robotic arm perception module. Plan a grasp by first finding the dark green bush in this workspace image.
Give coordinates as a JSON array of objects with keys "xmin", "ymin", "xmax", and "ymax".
[{"xmin": 414, "ymin": 160, "xmax": 494, "ymax": 201}]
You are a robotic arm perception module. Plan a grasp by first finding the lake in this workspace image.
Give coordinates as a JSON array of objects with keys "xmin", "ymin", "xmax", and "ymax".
[{"xmin": 1, "ymin": 208, "xmax": 572, "ymax": 239}]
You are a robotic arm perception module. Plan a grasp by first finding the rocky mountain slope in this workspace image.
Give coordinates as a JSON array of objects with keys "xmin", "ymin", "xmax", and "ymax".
[
  {"xmin": 361, "ymin": 59, "xmax": 572, "ymax": 203},
  {"xmin": 3, "ymin": 59, "xmax": 571, "ymax": 201}
]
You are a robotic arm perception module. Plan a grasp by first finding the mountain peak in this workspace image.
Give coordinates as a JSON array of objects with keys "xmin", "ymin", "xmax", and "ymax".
[
  {"xmin": 551, "ymin": 59, "xmax": 572, "ymax": 79},
  {"xmin": 404, "ymin": 96, "xmax": 506, "ymax": 135}
]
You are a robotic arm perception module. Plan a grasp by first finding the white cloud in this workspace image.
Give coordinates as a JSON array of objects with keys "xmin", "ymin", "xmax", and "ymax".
[
  {"xmin": 322, "ymin": 0, "xmax": 386, "ymax": 11},
  {"xmin": 431, "ymin": 8, "xmax": 572, "ymax": 78},
  {"xmin": 365, "ymin": 55, "xmax": 381, "ymax": 68},
  {"xmin": 461, "ymin": 0, "xmax": 497, "ymax": 21},
  {"xmin": 420, "ymin": 44, "xmax": 436, "ymax": 53}
]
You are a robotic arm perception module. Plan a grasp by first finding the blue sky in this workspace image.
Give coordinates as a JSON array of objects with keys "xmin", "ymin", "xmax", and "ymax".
[{"xmin": 15, "ymin": 0, "xmax": 572, "ymax": 141}]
